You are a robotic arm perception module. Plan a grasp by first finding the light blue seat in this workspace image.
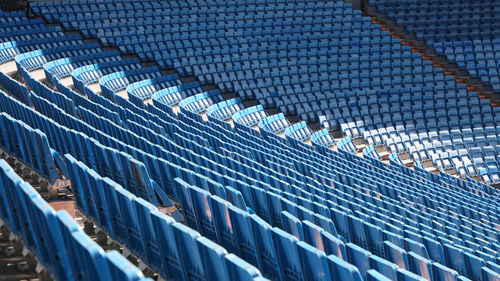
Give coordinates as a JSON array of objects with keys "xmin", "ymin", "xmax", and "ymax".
[
  {"xmin": 271, "ymin": 227, "xmax": 304, "ymax": 281},
  {"xmin": 249, "ymin": 214, "xmax": 282, "ymax": 281},
  {"xmin": 227, "ymin": 204, "xmax": 260, "ymax": 267},
  {"xmin": 225, "ymin": 254, "xmax": 263, "ymax": 281},
  {"xmin": 285, "ymin": 121, "xmax": 313, "ymax": 142},
  {"xmin": 297, "ymin": 241, "xmax": 332, "ymax": 281},
  {"xmin": 232, "ymin": 105, "xmax": 268, "ymax": 128},
  {"xmin": 384, "ymin": 241, "xmax": 409, "ymax": 270},
  {"xmin": 171, "ymin": 222, "xmax": 207, "ymax": 281},
  {"xmin": 369, "ymin": 255, "xmax": 398, "ymax": 281},
  {"xmin": 432, "ymin": 262, "xmax": 459, "ymax": 281},
  {"xmin": 326, "ymin": 254, "xmax": 363, "ymax": 281},
  {"xmin": 407, "ymin": 252, "xmax": 433, "ymax": 281},
  {"xmin": 346, "ymin": 243, "xmax": 371, "ymax": 280},
  {"xmin": 150, "ymin": 210, "xmax": 185, "ymax": 280},
  {"xmin": 281, "ymin": 210, "xmax": 304, "ymax": 241}
]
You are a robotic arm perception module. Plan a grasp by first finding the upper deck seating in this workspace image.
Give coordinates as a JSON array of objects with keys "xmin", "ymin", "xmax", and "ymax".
[
  {"xmin": 32, "ymin": 0, "xmax": 475, "ymax": 124},
  {"xmin": 368, "ymin": 0, "xmax": 500, "ymax": 97}
]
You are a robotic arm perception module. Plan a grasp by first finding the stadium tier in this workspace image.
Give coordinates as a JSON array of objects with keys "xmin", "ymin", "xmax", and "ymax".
[
  {"xmin": 27, "ymin": 0, "xmax": 500, "ymax": 184},
  {"xmin": 0, "ymin": 1, "xmax": 498, "ymax": 281}
]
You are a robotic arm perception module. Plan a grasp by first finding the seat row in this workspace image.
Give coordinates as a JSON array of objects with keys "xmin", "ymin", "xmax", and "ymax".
[
  {"xmin": 65, "ymin": 154, "xmax": 266, "ymax": 281},
  {"xmin": 0, "ymin": 112, "xmax": 61, "ymax": 185},
  {"xmin": 0, "ymin": 156, "xmax": 151, "ymax": 281}
]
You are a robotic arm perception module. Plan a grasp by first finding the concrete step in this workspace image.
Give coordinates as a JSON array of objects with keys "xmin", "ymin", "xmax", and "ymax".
[
  {"xmin": 444, "ymin": 168, "xmax": 457, "ymax": 176},
  {"xmin": 398, "ymin": 152, "xmax": 410, "ymax": 160},
  {"xmin": 425, "ymin": 166, "xmax": 438, "ymax": 173},
  {"xmin": 87, "ymin": 82, "xmax": 101, "ymax": 94},
  {"xmin": 402, "ymin": 158, "xmax": 413, "ymax": 166},
  {"xmin": 115, "ymin": 89, "xmax": 128, "ymax": 99},
  {"xmin": 378, "ymin": 150, "xmax": 390, "ymax": 158},
  {"xmin": 0, "ymin": 60, "xmax": 17, "ymax": 76},
  {"xmin": 352, "ymin": 137, "xmax": 365, "ymax": 146},
  {"xmin": 29, "ymin": 69, "xmax": 46, "ymax": 81},
  {"xmin": 420, "ymin": 159, "xmax": 434, "ymax": 168},
  {"xmin": 356, "ymin": 143, "xmax": 367, "ymax": 152},
  {"xmin": 59, "ymin": 76, "xmax": 74, "ymax": 88},
  {"xmin": 470, "ymin": 175, "xmax": 482, "ymax": 182}
]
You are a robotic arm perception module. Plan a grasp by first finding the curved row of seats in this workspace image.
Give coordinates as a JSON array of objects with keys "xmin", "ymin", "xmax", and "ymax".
[
  {"xmin": 31, "ymin": 0, "xmax": 475, "ymax": 124},
  {"xmin": 0, "ymin": 112, "xmax": 60, "ymax": 185},
  {"xmin": 0, "ymin": 3, "xmax": 499, "ymax": 281},
  {"xmin": 65, "ymin": 154, "xmax": 265, "ymax": 281}
]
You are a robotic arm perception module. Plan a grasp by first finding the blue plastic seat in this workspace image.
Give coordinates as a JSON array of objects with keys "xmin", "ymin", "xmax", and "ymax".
[
  {"xmin": 211, "ymin": 195, "xmax": 238, "ymax": 254},
  {"xmin": 320, "ymin": 230, "xmax": 346, "ymax": 259},
  {"xmin": 463, "ymin": 252, "xmax": 485, "ymax": 281},
  {"xmin": 171, "ymin": 222, "xmax": 207, "ymax": 281},
  {"xmin": 67, "ymin": 230, "xmax": 113, "ymax": 281},
  {"xmin": 149, "ymin": 209, "xmax": 185, "ymax": 280},
  {"xmin": 189, "ymin": 185, "xmax": 218, "ymax": 242},
  {"xmin": 227, "ymin": 204, "xmax": 260, "ymax": 267},
  {"xmin": 105, "ymin": 251, "xmax": 149, "ymax": 281},
  {"xmin": 297, "ymin": 241, "xmax": 332, "ymax": 281},
  {"xmin": 249, "ymin": 214, "xmax": 282, "ymax": 281},
  {"xmin": 133, "ymin": 198, "xmax": 162, "ymax": 272},
  {"xmin": 384, "ymin": 241, "xmax": 409, "ymax": 270},
  {"xmin": 225, "ymin": 253, "xmax": 263, "ymax": 281},
  {"xmin": 326, "ymin": 254, "xmax": 363, "ymax": 281},
  {"xmin": 481, "ymin": 266, "xmax": 500, "ymax": 281},
  {"xmin": 365, "ymin": 221, "xmax": 385, "ymax": 257},
  {"xmin": 432, "ymin": 262, "xmax": 459, "ymax": 281},
  {"xmin": 443, "ymin": 243, "xmax": 468, "ymax": 277},
  {"xmin": 397, "ymin": 268, "xmax": 428, "ymax": 281},
  {"xmin": 369, "ymin": 255, "xmax": 398, "ymax": 281},
  {"xmin": 271, "ymin": 227, "xmax": 304, "ymax": 281},
  {"xmin": 346, "ymin": 243, "xmax": 371, "ymax": 280}
]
